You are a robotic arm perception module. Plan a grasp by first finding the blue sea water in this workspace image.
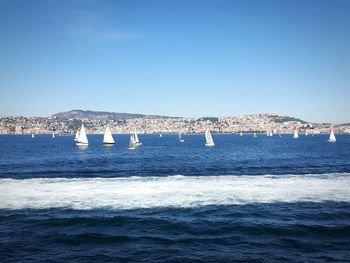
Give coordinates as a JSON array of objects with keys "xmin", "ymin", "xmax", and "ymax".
[{"xmin": 1, "ymin": 134, "xmax": 350, "ymax": 262}]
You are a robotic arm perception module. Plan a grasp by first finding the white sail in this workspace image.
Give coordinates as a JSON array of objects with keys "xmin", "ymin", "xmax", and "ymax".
[
  {"xmin": 74, "ymin": 129, "xmax": 80, "ymax": 141},
  {"xmin": 293, "ymin": 130, "xmax": 299, "ymax": 139},
  {"xmin": 328, "ymin": 128, "xmax": 336, "ymax": 142},
  {"xmin": 76, "ymin": 124, "xmax": 88, "ymax": 145},
  {"xmin": 240, "ymin": 132, "xmax": 243, "ymax": 136},
  {"xmin": 305, "ymin": 131, "xmax": 308, "ymax": 136},
  {"xmin": 134, "ymin": 131, "xmax": 142, "ymax": 145},
  {"xmin": 52, "ymin": 132, "xmax": 55, "ymax": 138},
  {"xmin": 32, "ymin": 134, "xmax": 35, "ymax": 138},
  {"xmin": 179, "ymin": 132, "xmax": 184, "ymax": 142},
  {"xmin": 253, "ymin": 132, "xmax": 257, "ymax": 138},
  {"xmin": 134, "ymin": 132, "xmax": 139, "ymax": 143},
  {"xmin": 128, "ymin": 134, "xmax": 137, "ymax": 149},
  {"xmin": 103, "ymin": 125, "xmax": 115, "ymax": 144},
  {"xmin": 159, "ymin": 134, "xmax": 162, "ymax": 138},
  {"xmin": 205, "ymin": 129, "xmax": 215, "ymax": 147}
]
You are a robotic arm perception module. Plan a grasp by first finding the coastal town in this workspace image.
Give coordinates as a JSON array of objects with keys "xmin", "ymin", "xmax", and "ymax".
[{"xmin": 0, "ymin": 111, "xmax": 349, "ymax": 135}]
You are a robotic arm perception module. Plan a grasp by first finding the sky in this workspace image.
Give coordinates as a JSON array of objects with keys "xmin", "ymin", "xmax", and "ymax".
[{"xmin": 0, "ymin": 0, "xmax": 349, "ymax": 123}]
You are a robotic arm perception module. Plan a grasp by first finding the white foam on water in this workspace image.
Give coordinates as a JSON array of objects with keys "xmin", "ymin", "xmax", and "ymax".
[{"xmin": 1, "ymin": 174, "xmax": 350, "ymax": 210}]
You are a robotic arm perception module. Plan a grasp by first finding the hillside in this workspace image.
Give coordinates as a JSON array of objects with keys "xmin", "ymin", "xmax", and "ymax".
[{"xmin": 52, "ymin": 110, "xmax": 146, "ymax": 120}]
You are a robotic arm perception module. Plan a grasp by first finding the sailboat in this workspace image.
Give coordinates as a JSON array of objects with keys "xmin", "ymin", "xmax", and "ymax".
[
  {"xmin": 52, "ymin": 132, "xmax": 55, "ymax": 138},
  {"xmin": 293, "ymin": 130, "xmax": 299, "ymax": 139},
  {"xmin": 277, "ymin": 128, "xmax": 282, "ymax": 137},
  {"xmin": 74, "ymin": 129, "xmax": 80, "ymax": 142},
  {"xmin": 103, "ymin": 125, "xmax": 115, "ymax": 144},
  {"xmin": 179, "ymin": 132, "xmax": 184, "ymax": 142},
  {"xmin": 305, "ymin": 131, "xmax": 309, "ymax": 136},
  {"xmin": 76, "ymin": 124, "xmax": 88, "ymax": 146},
  {"xmin": 205, "ymin": 129, "xmax": 215, "ymax": 147},
  {"xmin": 31, "ymin": 134, "xmax": 35, "ymax": 138},
  {"xmin": 159, "ymin": 133, "xmax": 163, "ymax": 138},
  {"xmin": 328, "ymin": 127, "xmax": 336, "ymax": 142},
  {"xmin": 134, "ymin": 131, "xmax": 142, "ymax": 146},
  {"xmin": 253, "ymin": 132, "xmax": 257, "ymax": 138},
  {"xmin": 128, "ymin": 134, "xmax": 137, "ymax": 150},
  {"xmin": 240, "ymin": 132, "xmax": 243, "ymax": 136}
]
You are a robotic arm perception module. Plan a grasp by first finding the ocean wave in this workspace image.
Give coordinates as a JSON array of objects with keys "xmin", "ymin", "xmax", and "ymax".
[{"xmin": 1, "ymin": 173, "xmax": 350, "ymax": 210}]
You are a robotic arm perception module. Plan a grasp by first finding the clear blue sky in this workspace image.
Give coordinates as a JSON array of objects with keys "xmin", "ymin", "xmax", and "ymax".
[{"xmin": 0, "ymin": 0, "xmax": 349, "ymax": 123}]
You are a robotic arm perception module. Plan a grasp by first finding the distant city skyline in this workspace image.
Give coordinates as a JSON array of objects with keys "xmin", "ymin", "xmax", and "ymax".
[
  {"xmin": 0, "ymin": 109, "xmax": 347, "ymax": 125},
  {"xmin": 1, "ymin": 0, "xmax": 349, "ymax": 123}
]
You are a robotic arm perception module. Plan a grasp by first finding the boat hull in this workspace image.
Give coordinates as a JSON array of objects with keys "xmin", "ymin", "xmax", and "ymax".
[{"xmin": 76, "ymin": 142, "xmax": 88, "ymax": 146}]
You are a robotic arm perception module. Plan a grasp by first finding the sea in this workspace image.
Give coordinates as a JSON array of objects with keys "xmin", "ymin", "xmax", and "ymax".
[{"xmin": 1, "ymin": 134, "xmax": 350, "ymax": 262}]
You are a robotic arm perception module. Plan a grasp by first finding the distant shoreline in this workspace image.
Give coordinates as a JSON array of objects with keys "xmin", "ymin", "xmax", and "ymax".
[
  {"xmin": 2, "ymin": 113, "xmax": 349, "ymax": 135},
  {"xmin": 1, "ymin": 132, "xmax": 348, "ymax": 135}
]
